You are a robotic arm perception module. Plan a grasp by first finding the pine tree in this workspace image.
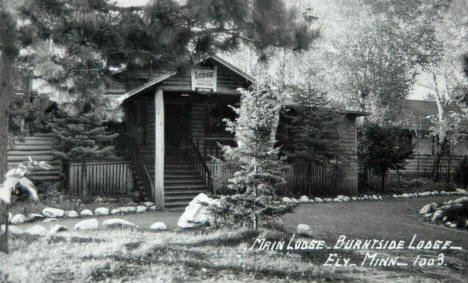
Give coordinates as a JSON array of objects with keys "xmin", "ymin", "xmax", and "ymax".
[
  {"xmin": 213, "ymin": 83, "xmax": 292, "ymax": 229},
  {"xmin": 281, "ymin": 84, "xmax": 345, "ymax": 164},
  {"xmin": 49, "ymin": 94, "xmax": 118, "ymax": 161}
]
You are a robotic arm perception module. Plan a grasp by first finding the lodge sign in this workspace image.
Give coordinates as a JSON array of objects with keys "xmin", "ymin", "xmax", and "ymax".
[{"xmin": 191, "ymin": 67, "xmax": 217, "ymax": 92}]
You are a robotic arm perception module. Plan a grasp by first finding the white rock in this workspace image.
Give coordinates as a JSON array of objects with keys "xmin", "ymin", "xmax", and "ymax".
[
  {"xmin": 449, "ymin": 223, "xmax": 457, "ymax": 228},
  {"xmin": 454, "ymin": 196, "xmax": 468, "ymax": 203},
  {"xmin": 149, "ymin": 205, "xmax": 157, "ymax": 211},
  {"xmin": 143, "ymin": 201, "xmax": 154, "ymax": 207},
  {"xmin": 177, "ymin": 193, "xmax": 219, "ymax": 228},
  {"xmin": 9, "ymin": 225, "xmax": 23, "ymax": 236},
  {"xmin": 315, "ymin": 197, "xmax": 323, "ymax": 203},
  {"xmin": 65, "ymin": 210, "xmax": 78, "ymax": 218},
  {"xmin": 136, "ymin": 206, "xmax": 147, "ymax": 213},
  {"xmin": 432, "ymin": 210, "xmax": 444, "ymax": 222},
  {"xmin": 80, "ymin": 209, "xmax": 93, "ymax": 217},
  {"xmin": 352, "ymin": 197, "xmax": 358, "ymax": 201},
  {"xmin": 297, "ymin": 224, "xmax": 313, "ymax": 237},
  {"xmin": 456, "ymin": 188, "xmax": 467, "ymax": 194},
  {"xmin": 10, "ymin": 214, "xmax": 27, "ymax": 225},
  {"xmin": 419, "ymin": 203, "xmax": 437, "ymax": 214},
  {"xmin": 324, "ymin": 198, "xmax": 332, "ymax": 202},
  {"xmin": 25, "ymin": 225, "xmax": 47, "ymax": 235},
  {"xmin": 102, "ymin": 218, "xmax": 139, "ymax": 229},
  {"xmin": 74, "ymin": 218, "xmax": 99, "ymax": 230},
  {"xmin": 110, "ymin": 208, "xmax": 121, "ymax": 215},
  {"xmin": 291, "ymin": 198, "xmax": 299, "ymax": 203},
  {"xmin": 42, "ymin": 218, "xmax": 57, "ymax": 223},
  {"xmin": 42, "ymin": 207, "xmax": 65, "ymax": 218},
  {"xmin": 119, "ymin": 206, "xmax": 137, "ymax": 213},
  {"xmin": 94, "ymin": 207, "xmax": 110, "ymax": 216},
  {"xmin": 49, "ymin": 224, "xmax": 69, "ymax": 234},
  {"xmin": 282, "ymin": 197, "xmax": 293, "ymax": 203},
  {"xmin": 150, "ymin": 222, "xmax": 167, "ymax": 230},
  {"xmin": 299, "ymin": 195, "xmax": 310, "ymax": 203},
  {"xmin": 424, "ymin": 213, "xmax": 433, "ymax": 218}
]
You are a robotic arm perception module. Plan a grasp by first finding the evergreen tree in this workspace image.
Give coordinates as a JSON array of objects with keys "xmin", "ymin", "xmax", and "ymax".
[
  {"xmin": 48, "ymin": 94, "xmax": 118, "ymax": 161},
  {"xmin": 281, "ymin": 85, "xmax": 345, "ymax": 163},
  {"xmin": 214, "ymin": 83, "xmax": 291, "ymax": 229},
  {"xmin": 358, "ymin": 122, "xmax": 413, "ymax": 191}
]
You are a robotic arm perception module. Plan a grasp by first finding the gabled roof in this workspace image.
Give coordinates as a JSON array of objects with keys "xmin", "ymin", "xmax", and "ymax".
[{"xmin": 117, "ymin": 55, "xmax": 254, "ymax": 104}]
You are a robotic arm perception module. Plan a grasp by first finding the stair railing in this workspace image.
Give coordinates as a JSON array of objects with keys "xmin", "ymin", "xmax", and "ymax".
[
  {"xmin": 190, "ymin": 138, "xmax": 215, "ymax": 196},
  {"xmin": 124, "ymin": 134, "xmax": 155, "ymax": 199}
]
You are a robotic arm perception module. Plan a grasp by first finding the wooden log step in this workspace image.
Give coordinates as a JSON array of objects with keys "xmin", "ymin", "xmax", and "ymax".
[
  {"xmin": 8, "ymin": 155, "xmax": 55, "ymax": 162},
  {"xmin": 7, "ymin": 150, "xmax": 55, "ymax": 156},
  {"xmin": 8, "ymin": 145, "xmax": 54, "ymax": 151}
]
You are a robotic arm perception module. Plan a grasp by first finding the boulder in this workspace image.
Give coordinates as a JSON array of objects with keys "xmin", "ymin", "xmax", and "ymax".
[
  {"xmin": 25, "ymin": 225, "xmax": 47, "ymax": 235},
  {"xmin": 102, "ymin": 218, "xmax": 139, "ymax": 229},
  {"xmin": 110, "ymin": 208, "xmax": 121, "ymax": 215},
  {"xmin": 315, "ymin": 197, "xmax": 323, "ymax": 203},
  {"xmin": 42, "ymin": 218, "xmax": 57, "ymax": 223},
  {"xmin": 119, "ymin": 206, "xmax": 137, "ymax": 213},
  {"xmin": 9, "ymin": 225, "xmax": 23, "ymax": 236},
  {"xmin": 431, "ymin": 210, "xmax": 444, "ymax": 223},
  {"xmin": 65, "ymin": 210, "xmax": 79, "ymax": 218},
  {"xmin": 150, "ymin": 222, "xmax": 167, "ymax": 230},
  {"xmin": 80, "ymin": 209, "xmax": 93, "ymax": 217},
  {"xmin": 324, "ymin": 198, "xmax": 332, "ymax": 202},
  {"xmin": 10, "ymin": 214, "xmax": 27, "ymax": 225},
  {"xmin": 419, "ymin": 203, "xmax": 437, "ymax": 215},
  {"xmin": 136, "ymin": 206, "xmax": 147, "ymax": 213},
  {"xmin": 49, "ymin": 224, "xmax": 69, "ymax": 234},
  {"xmin": 149, "ymin": 205, "xmax": 157, "ymax": 211},
  {"xmin": 74, "ymin": 218, "xmax": 99, "ymax": 230},
  {"xmin": 42, "ymin": 207, "xmax": 65, "ymax": 218},
  {"xmin": 297, "ymin": 224, "xmax": 313, "ymax": 237},
  {"xmin": 94, "ymin": 207, "xmax": 110, "ymax": 216},
  {"xmin": 143, "ymin": 201, "xmax": 154, "ymax": 207},
  {"xmin": 453, "ymin": 196, "xmax": 468, "ymax": 203},
  {"xmin": 177, "ymin": 193, "xmax": 219, "ymax": 228},
  {"xmin": 299, "ymin": 195, "xmax": 310, "ymax": 203},
  {"xmin": 281, "ymin": 197, "xmax": 293, "ymax": 203},
  {"xmin": 456, "ymin": 188, "xmax": 467, "ymax": 194}
]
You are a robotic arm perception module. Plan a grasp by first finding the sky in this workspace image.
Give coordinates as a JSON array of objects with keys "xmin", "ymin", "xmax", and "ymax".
[{"xmin": 114, "ymin": 0, "xmax": 149, "ymax": 7}]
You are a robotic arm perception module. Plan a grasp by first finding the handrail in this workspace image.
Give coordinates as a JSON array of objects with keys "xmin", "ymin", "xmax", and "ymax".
[
  {"xmin": 190, "ymin": 138, "xmax": 215, "ymax": 196},
  {"xmin": 124, "ymin": 134, "xmax": 155, "ymax": 199}
]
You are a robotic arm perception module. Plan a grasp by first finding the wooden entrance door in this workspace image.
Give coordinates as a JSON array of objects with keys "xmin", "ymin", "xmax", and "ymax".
[{"xmin": 165, "ymin": 103, "xmax": 191, "ymax": 159}]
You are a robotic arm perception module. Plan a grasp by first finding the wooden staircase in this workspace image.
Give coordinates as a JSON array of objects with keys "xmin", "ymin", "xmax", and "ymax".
[
  {"xmin": 132, "ymin": 146, "xmax": 208, "ymax": 208},
  {"xmin": 7, "ymin": 134, "xmax": 62, "ymax": 182}
]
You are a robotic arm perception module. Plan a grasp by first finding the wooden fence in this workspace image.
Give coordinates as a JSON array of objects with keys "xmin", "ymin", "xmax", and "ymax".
[
  {"xmin": 208, "ymin": 161, "xmax": 358, "ymax": 196},
  {"xmin": 387, "ymin": 154, "xmax": 466, "ymax": 179},
  {"xmin": 66, "ymin": 161, "xmax": 132, "ymax": 196},
  {"xmin": 0, "ymin": 200, "xmax": 9, "ymax": 254}
]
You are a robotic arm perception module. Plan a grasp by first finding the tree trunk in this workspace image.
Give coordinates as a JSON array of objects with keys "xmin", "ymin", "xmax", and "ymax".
[
  {"xmin": 269, "ymin": 103, "xmax": 282, "ymax": 150},
  {"xmin": 0, "ymin": 49, "xmax": 12, "ymax": 185}
]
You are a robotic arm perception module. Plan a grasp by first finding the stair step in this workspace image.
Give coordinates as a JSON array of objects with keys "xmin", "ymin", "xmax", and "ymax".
[
  {"xmin": 165, "ymin": 195, "xmax": 200, "ymax": 202},
  {"xmin": 165, "ymin": 179, "xmax": 204, "ymax": 185},
  {"xmin": 165, "ymin": 174, "xmax": 201, "ymax": 179},
  {"xmin": 8, "ymin": 155, "xmax": 55, "ymax": 162},
  {"xmin": 165, "ymin": 184, "xmax": 206, "ymax": 190},
  {"xmin": 7, "ymin": 150, "xmax": 55, "ymax": 156},
  {"xmin": 165, "ymin": 189, "xmax": 206, "ymax": 196},
  {"xmin": 164, "ymin": 201, "xmax": 191, "ymax": 208},
  {"xmin": 8, "ymin": 145, "xmax": 54, "ymax": 151}
]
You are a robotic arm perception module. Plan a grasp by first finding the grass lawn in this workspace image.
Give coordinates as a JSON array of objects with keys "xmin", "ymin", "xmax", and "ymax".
[{"xmin": 1, "ymin": 225, "xmax": 466, "ymax": 282}]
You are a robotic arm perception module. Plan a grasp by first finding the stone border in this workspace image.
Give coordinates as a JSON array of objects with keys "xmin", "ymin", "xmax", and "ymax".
[
  {"xmin": 282, "ymin": 188, "xmax": 468, "ymax": 204},
  {"xmin": 9, "ymin": 201, "xmax": 158, "ymax": 225}
]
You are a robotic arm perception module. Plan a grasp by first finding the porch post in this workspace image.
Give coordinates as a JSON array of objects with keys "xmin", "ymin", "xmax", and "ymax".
[{"xmin": 155, "ymin": 88, "xmax": 165, "ymax": 209}]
